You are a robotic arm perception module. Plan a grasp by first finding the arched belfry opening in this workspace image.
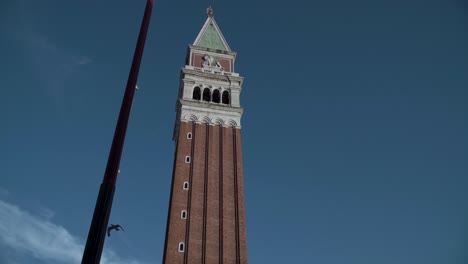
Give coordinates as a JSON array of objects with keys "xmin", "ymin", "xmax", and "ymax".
[
  {"xmin": 202, "ymin": 88, "xmax": 211, "ymax": 102},
  {"xmin": 212, "ymin": 89, "xmax": 220, "ymax": 103},
  {"xmin": 222, "ymin": 90, "xmax": 230, "ymax": 104},
  {"xmin": 192, "ymin": 87, "xmax": 201, "ymax": 100}
]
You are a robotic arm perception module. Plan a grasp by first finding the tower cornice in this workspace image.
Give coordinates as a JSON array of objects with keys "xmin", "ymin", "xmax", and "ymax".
[
  {"xmin": 188, "ymin": 45, "xmax": 237, "ymax": 56},
  {"xmin": 179, "ymin": 98, "xmax": 243, "ymax": 115}
]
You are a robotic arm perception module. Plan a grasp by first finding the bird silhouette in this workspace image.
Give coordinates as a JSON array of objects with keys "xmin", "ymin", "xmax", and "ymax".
[{"xmin": 107, "ymin": 224, "xmax": 125, "ymax": 237}]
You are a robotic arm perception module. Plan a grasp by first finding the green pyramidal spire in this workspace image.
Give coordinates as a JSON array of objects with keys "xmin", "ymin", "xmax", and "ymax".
[
  {"xmin": 193, "ymin": 7, "xmax": 230, "ymax": 51},
  {"xmin": 197, "ymin": 23, "xmax": 228, "ymax": 51}
]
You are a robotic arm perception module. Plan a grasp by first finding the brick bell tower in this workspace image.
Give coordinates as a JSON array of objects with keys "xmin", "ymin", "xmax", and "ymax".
[{"xmin": 162, "ymin": 7, "xmax": 248, "ymax": 264}]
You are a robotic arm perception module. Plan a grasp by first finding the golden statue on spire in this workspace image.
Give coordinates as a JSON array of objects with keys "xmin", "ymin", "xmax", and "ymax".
[{"xmin": 207, "ymin": 6, "xmax": 214, "ymax": 17}]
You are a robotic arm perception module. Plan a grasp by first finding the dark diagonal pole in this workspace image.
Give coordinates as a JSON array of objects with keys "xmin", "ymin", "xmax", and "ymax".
[{"xmin": 81, "ymin": 1, "xmax": 153, "ymax": 263}]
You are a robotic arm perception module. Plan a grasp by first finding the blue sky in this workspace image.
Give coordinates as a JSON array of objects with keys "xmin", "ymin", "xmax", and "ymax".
[{"xmin": 1, "ymin": 0, "xmax": 467, "ymax": 263}]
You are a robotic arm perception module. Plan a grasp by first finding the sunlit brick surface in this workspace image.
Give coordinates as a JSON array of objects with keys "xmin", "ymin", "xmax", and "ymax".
[{"xmin": 163, "ymin": 123, "xmax": 247, "ymax": 264}]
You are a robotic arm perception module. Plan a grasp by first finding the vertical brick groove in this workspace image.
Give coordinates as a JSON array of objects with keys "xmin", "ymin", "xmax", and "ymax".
[
  {"xmin": 219, "ymin": 125, "xmax": 224, "ymax": 263},
  {"xmin": 202, "ymin": 124, "xmax": 209, "ymax": 263},
  {"xmin": 184, "ymin": 122, "xmax": 196, "ymax": 264},
  {"xmin": 222, "ymin": 127, "xmax": 236, "ymax": 263},
  {"xmin": 206, "ymin": 125, "xmax": 220, "ymax": 263},
  {"xmin": 235, "ymin": 128, "xmax": 248, "ymax": 264},
  {"xmin": 233, "ymin": 127, "xmax": 240, "ymax": 264}
]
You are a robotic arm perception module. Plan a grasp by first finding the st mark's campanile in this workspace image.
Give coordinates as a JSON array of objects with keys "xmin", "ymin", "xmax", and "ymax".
[{"xmin": 162, "ymin": 7, "xmax": 248, "ymax": 264}]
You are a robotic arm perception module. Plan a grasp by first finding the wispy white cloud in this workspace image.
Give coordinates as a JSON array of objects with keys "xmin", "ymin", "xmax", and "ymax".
[
  {"xmin": 26, "ymin": 32, "xmax": 92, "ymax": 67},
  {"xmin": 38, "ymin": 206, "xmax": 55, "ymax": 221},
  {"xmin": 0, "ymin": 187, "xmax": 9, "ymax": 197},
  {"xmin": 74, "ymin": 55, "xmax": 93, "ymax": 66},
  {"xmin": 11, "ymin": 29, "xmax": 93, "ymax": 117},
  {"xmin": 25, "ymin": 32, "xmax": 92, "ymax": 108},
  {"xmin": 0, "ymin": 200, "xmax": 148, "ymax": 264}
]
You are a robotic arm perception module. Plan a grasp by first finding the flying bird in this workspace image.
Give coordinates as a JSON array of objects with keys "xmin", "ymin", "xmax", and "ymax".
[{"xmin": 107, "ymin": 224, "xmax": 125, "ymax": 237}]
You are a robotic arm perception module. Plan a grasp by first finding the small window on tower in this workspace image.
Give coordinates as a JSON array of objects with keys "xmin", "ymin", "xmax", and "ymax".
[
  {"xmin": 187, "ymin": 132, "xmax": 192, "ymax": 139},
  {"xmin": 178, "ymin": 242, "xmax": 185, "ymax": 252},
  {"xmin": 181, "ymin": 210, "xmax": 187, "ymax": 219},
  {"xmin": 183, "ymin": 182, "xmax": 189, "ymax": 190},
  {"xmin": 185, "ymin": 156, "xmax": 191, "ymax": 163}
]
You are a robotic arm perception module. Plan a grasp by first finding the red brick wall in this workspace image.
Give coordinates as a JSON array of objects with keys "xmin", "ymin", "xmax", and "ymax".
[
  {"xmin": 163, "ymin": 122, "xmax": 248, "ymax": 264},
  {"xmin": 205, "ymin": 125, "xmax": 220, "ymax": 263},
  {"xmin": 235, "ymin": 128, "xmax": 248, "ymax": 264},
  {"xmin": 163, "ymin": 122, "xmax": 191, "ymax": 263},
  {"xmin": 222, "ymin": 127, "xmax": 236, "ymax": 264},
  {"xmin": 186, "ymin": 123, "xmax": 206, "ymax": 262}
]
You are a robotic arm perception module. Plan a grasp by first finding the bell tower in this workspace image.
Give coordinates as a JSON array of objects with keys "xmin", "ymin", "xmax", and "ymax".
[{"xmin": 162, "ymin": 7, "xmax": 248, "ymax": 264}]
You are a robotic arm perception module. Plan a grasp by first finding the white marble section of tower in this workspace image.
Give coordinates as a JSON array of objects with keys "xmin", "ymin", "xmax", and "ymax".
[{"xmin": 174, "ymin": 7, "xmax": 244, "ymax": 139}]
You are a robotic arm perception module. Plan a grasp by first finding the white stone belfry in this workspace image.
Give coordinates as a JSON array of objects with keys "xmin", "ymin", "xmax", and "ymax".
[{"xmin": 173, "ymin": 8, "xmax": 244, "ymax": 140}]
